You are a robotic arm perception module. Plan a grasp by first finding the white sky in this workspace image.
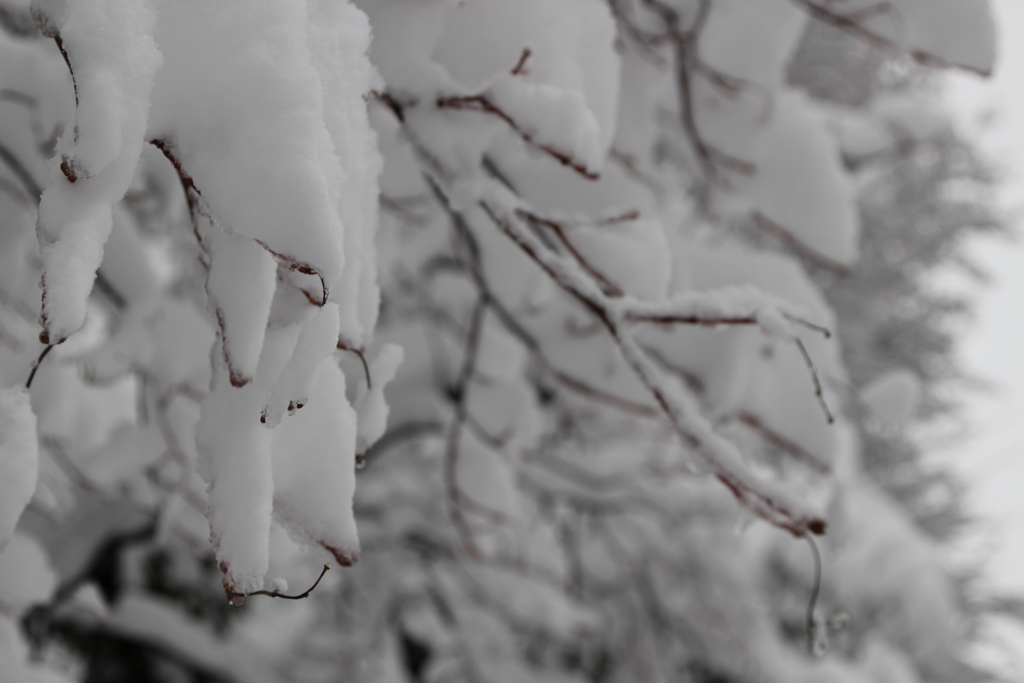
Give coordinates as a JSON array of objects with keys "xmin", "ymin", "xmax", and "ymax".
[{"xmin": 945, "ymin": 0, "xmax": 1024, "ymax": 670}]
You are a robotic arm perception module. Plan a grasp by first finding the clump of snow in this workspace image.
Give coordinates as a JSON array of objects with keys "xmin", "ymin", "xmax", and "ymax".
[
  {"xmin": 0, "ymin": 388, "xmax": 38, "ymax": 551},
  {"xmin": 195, "ymin": 377, "xmax": 274, "ymax": 596},
  {"xmin": 198, "ymin": 221, "xmax": 279, "ymax": 388},
  {"xmin": 148, "ymin": 0, "xmax": 347, "ymax": 295},
  {"xmin": 271, "ymin": 360, "xmax": 360, "ymax": 566},
  {"xmin": 433, "ymin": 0, "xmax": 621, "ymax": 162},
  {"xmin": 307, "ymin": 0, "xmax": 384, "ymax": 347},
  {"xmin": 354, "ymin": 343, "xmax": 404, "ymax": 455},
  {"xmin": 33, "ymin": 0, "xmax": 161, "ymax": 343}
]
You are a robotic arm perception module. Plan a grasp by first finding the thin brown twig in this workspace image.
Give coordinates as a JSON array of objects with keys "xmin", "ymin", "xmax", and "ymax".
[
  {"xmin": 795, "ymin": 337, "xmax": 835, "ymax": 424},
  {"xmin": 234, "ymin": 564, "xmax": 331, "ymax": 602},
  {"xmin": 337, "ymin": 340, "xmax": 372, "ymax": 389},
  {"xmin": 511, "ymin": 47, "xmax": 532, "ymax": 76},
  {"xmin": 25, "ymin": 344, "xmax": 54, "ymax": 389},
  {"xmin": 736, "ymin": 411, "xmax": 830, "ymax": 473},
  {"xmin": 520, "ymin": 210, "xmax": 624, "ymax": 297},
  {"xmin": 752, "ymin": 211, "xmax": 850, "ymax": 276},
  {"xmin": 437, "ymin": 95, "xmax": 599, "ymax": 180}
]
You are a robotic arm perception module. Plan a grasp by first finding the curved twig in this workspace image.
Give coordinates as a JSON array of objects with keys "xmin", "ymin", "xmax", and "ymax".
[
  {"xmin": 25, "ymin": 344, "xmax": 54, "ymax": 389},
  {"xmin": 232, "ymin": 564, "xmax": 331, "ymax": 603},
  {"xmin": 337, "ymin": 340, "xmax": 372, "ymax": 389}
]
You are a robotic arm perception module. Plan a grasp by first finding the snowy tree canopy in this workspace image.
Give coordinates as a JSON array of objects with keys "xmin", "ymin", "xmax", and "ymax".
[{"xmin": 0, "ymin": 0, "xmax": 1007, "ymax": 681}]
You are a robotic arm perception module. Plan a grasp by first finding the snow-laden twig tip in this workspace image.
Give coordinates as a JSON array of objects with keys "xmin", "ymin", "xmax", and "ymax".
[{"xmin": 227, "ymin": 564, "xmax": 331, "ymax": 605}]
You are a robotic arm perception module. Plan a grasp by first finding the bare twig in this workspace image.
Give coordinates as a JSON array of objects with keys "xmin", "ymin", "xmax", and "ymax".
[
  {"xmin": 25, "ymin": 344, "xmax": 54, "ymax": 389},
  {"xmin": 795, "ymin": 337, "xmax": 835, "ymax": 424},
  {"xmin": 234, "ymin": 564, "xmax": 331, "ymax": 602},
  {"xmin": 790, "ymin": 0, "xmax": 990, "ymax": 76},
  {"xmin": 437, "ymin": 95, "xmax": 599, "ymax": 180},
  {"xmin": 752, "ymin": 211, "xmax": 850, "ymax": 276},
  {"xmin": 337, "ymin": 340, "xmax": 372, "ymax": 389},
  {"xmin": 736, "ymin": 411, "xmax": 829, "ymax": 473},
  {"xmin": 511, "ymin": 47, "xmax": 532, "ymax": 76}
]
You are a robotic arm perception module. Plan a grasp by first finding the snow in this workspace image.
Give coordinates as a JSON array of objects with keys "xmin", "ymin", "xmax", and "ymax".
[
  {"xmin": 33, "ymin": 0, "xmax": 161, "ymax": 343},
  {"xmin": 354, "ymin": 342, "xmax": 404, "ymax": 454},
  {"xmin": 694, "ymin": 0, "xmax": 808, "ymax": 158},
  {"xmin": 271, "ymin": 359, "xmax": 360, "ymax": 566},
  {"xmin": 148, "ymin": 0, "xmax": 347, "ymax": 296},
  {"xmin": 198, "ymin": 213, "xmax": 279, "ymax": 388},
  {"xmin": 307, "ymin": 0, "xmax": 383, "ymax": 347},
  {"xmin": 262, "ymin": 303, "xmax": 340, "ymax": 427},
  {"xmin": 195, "ymin": 376, "xmax": 274, "ymax": 596},
  {"xmin": 560, "ymin": 218, "xmax": 672, "ymax": 300},
  {"xmin": 433, "ymin": 0, "xmax": 621, "ymax": 163},
  {"xmin": 746, "ymin": 90, "xmax": 860, "ymax": 266},
  {"xmin": 0, "ymin": 2, "xmax": 999, "ymax": 678},
  {"xmin": 833, "ymin": 481, "xmax": 961, "ymax": 669},
  {"xmin": 0, "ymin": 388, "xmax": 38, "ymax": 551},
  {"xmin": 809, "ymin": 0, "xmax": 997, "ymax": 75}
]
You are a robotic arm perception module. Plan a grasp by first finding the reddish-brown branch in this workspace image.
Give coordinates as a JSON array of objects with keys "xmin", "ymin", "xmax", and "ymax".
[
  {"xmin": 752, "ymin": 211, "xmax": 850, "ymax": 276},
  {"xmin": 520, "ymin": 210, "xmax": 624, "ymax": 297},
  {"xmin": 796, "ymin": 337, "xmax": 835, "ymax": 424},
  {"xmin": 437, "ymin": 95, "xmax": 599, "ymax": 180},
  {"xmin": 480, "ymin": 199, "xmax": 826, "ymax": 537},
  {"xmin": 511, "ymin": 47, "xmax": 532, "ymax": 76},
  {"xmin": 736, "ymin": 411, "xmax": 829, "ymax": 473},
  {"xmin": 370, "ymin": 89, "xmax": 406, "ymax": 122},
  {"xmin": 791, "ymin": 0, "xmax": 992, "ymax": 77}
]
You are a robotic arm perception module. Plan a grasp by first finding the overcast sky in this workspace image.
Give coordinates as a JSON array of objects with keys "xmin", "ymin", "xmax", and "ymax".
[{"xmin": 945, "ymin": 0, "xmax": 1024, "ymax": 670}]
